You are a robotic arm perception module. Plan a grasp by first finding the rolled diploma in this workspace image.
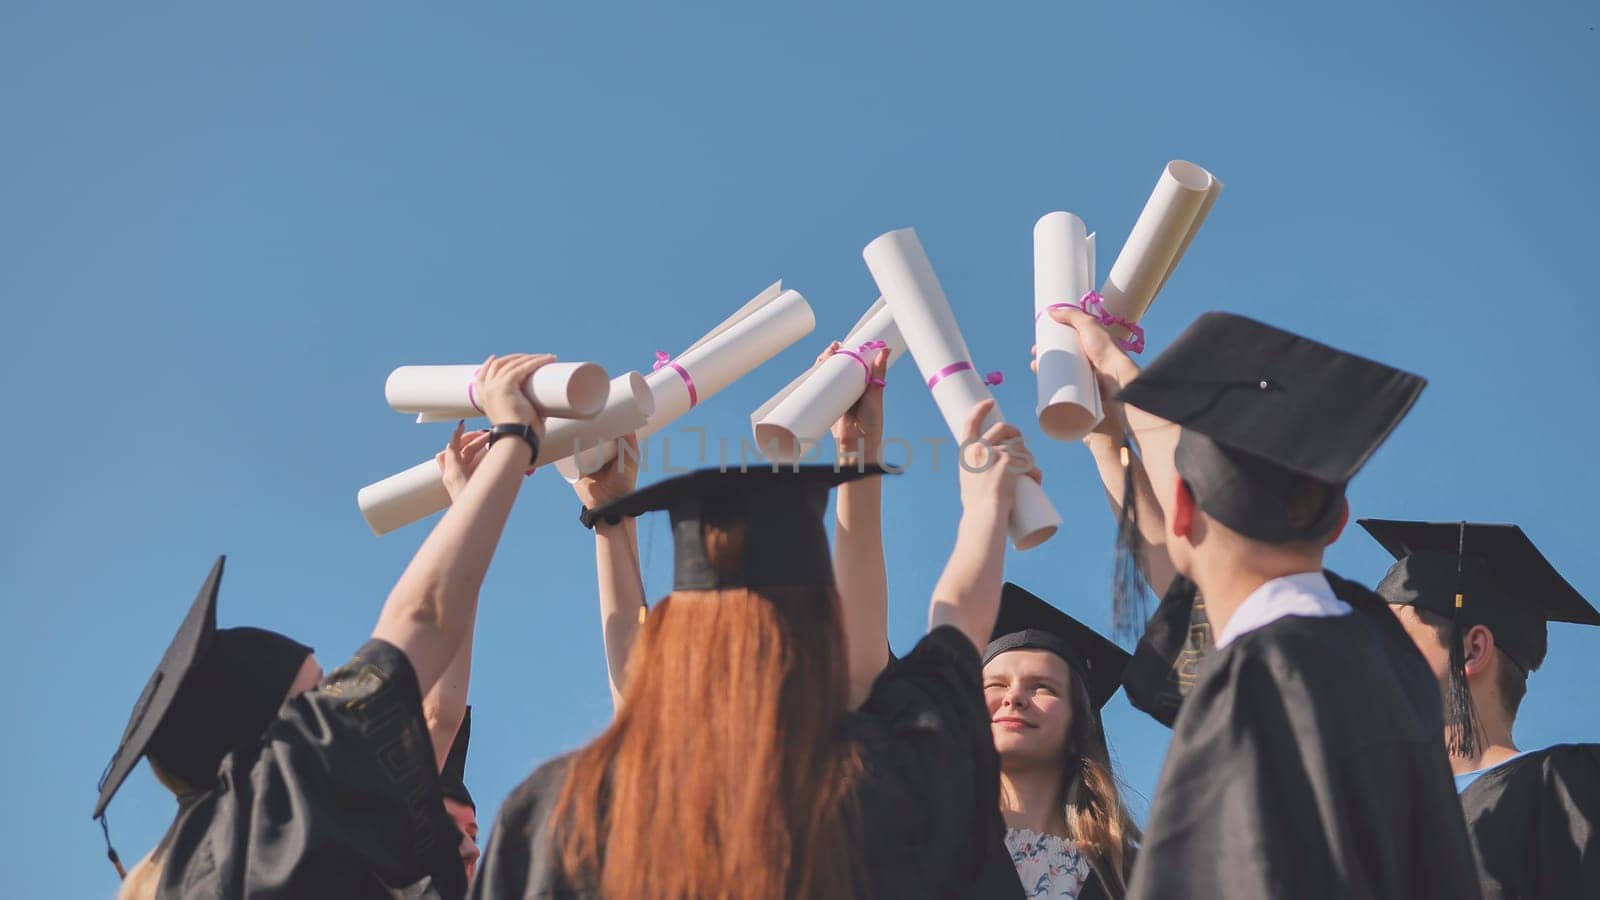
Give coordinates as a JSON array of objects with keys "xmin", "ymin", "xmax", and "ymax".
[
  {"xmin": 1034, "ymin": 212, "xmax": 1102, "ymax": 442},
  {"xmin": 750, "ymin": 298, "xmax": 907, "ymax": 463},
  {"xmin": 387, "ymin": 361, "xmax": 611, "ymax": 422},
  {"xmin": 356, "ymin": 372, "xmax": 655, "ymax": 535},
  {"xmin": 555, "ymin": 282, "xmax": 817, "ymax": 481},
  {"xmin": 1099, "ymin": 160, "xmax": 1224, "ymax": 338},
  {"xmin": 863, "ymin": 228, "xmax": 1059, "ymax": 550}
]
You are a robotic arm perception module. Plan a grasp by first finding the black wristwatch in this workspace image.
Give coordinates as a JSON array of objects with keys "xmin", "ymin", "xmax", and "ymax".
[{"xmin": 486, "ymin": 423, "xmax": 540, "ymax": 467}]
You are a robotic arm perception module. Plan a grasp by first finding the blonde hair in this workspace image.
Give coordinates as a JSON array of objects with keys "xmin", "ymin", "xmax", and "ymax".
[{"xmin": 1058, "ymin": 675, "xmax": 1141, "ymax": 898}]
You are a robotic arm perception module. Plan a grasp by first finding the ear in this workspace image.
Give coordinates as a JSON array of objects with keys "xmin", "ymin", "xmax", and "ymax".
[
  {"xmin": 1172, "ymin": 476, "xmax": 1196, "ymax": 539},
  {"xmin": 1462, "ymin": 624, "xmax": 1497, "ymax": 678},
  {"xmin": 1322, "ymin": 496, "xmax": 1351, "ymax": 546}
]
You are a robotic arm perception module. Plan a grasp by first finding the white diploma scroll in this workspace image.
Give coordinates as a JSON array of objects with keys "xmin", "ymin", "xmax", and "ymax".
[
  {"xmin": 749, "ymin": 298, "xmax": 907, "ymax": 463},
  {"xmin": 555, "ymin": 281, "xmax": 816, "ymax": 481},
  {"xmin": 1033, "ymin": 212, "xmax": 1102, "ymax": 442},
  {"xmin": 356, "ymin": 372, "xmax": 655, "ymax": 536},
  {"xmin": 1099, "ymin": 160, "xmax": 1224, "ymax": 337},
  {"xmin": 863, "ymin": 228, "xmax": 1059, "ymax": 550},
  {"xmin": 386, "ymin": 361, "xmax": 611, "ymax": 423}
]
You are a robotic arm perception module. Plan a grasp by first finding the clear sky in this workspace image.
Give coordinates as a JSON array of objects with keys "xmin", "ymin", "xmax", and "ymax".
[{"xmin": 4, "ymin": 1, "xmax": 1597, "ymax": 895}]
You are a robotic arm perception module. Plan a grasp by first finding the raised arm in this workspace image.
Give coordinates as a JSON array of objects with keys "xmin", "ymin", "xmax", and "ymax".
[
  {"xmin": 372, "ymin": 353, "xmax": 552, "ymax": 699},
  {"xmin": 1042, "ymin": 309, "xmax": 1181, "ymax": 596},
  {"xmin": 418, "ymin": 423, "xmax": 493, "ymax": 766},
  {"xmin": 825, "ymin": 342, "xmax": 893, "ymax": 708},
  {"xmin": 928, "ymin": 399, "xmax": 1040, "ymax": 652},
  {"xmin": 572, "ymin": 433, "xmax": 645, "ymax": 710}
]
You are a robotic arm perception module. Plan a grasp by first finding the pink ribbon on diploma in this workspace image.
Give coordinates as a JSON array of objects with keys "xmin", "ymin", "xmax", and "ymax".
[
  {"xmin": 831, "ymin": 340, "xmax": 888, "ymax": 388},
  {"xmin": 653, "ymin": 351, "xmax": 699, "ymax": 407},
  {"xmin": 1035, "ymin": 291, "xmax": 1146, "ymax": 354},
  {"xmin": 466, "ymin": 369, "xmax": 485, "ymax": 415},
  {"xmin": 926, "ymin": 361, "xmax": 1003, "ymax": 390}
]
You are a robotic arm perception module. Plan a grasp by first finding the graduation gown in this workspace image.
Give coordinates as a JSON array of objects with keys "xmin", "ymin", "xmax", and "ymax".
[
  {"xmin": 1459, "ymin": 743, "xmax": 1600, "ymax": 899},
  {"xmin": 155, "ymin": 639, "xmax": 466, "ymax": 900},
  {"xmin": 472, "ymin": 625, "xmax": 1014, "ymax": 900},
  {"xmin": 1127, "ymin": 572, "xmax": 1482, "ymax": 900}
]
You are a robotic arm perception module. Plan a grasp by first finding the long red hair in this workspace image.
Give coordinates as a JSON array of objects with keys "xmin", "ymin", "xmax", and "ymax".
[{"xmin": 553, "ymin": 509, "xmax": 864, "ymax": 899}]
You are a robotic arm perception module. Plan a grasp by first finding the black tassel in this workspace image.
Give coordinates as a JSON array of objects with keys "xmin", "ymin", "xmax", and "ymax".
[
  {"xmin": 1112, "ymin": 435, "xmax": 1150, "ymax": 642},
  {"xmin": 97, "ymin": 813, "xmax": 127, "ymax": 880},
  {"xmin": 1445, "ymin": 522, "xmax": 1483, "ymax": 759}
]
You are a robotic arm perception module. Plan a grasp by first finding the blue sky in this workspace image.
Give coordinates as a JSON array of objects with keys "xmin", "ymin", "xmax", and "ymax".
[{"xmin": 4, "ymin": 1, "xmax": 1597, "ymax": 895}]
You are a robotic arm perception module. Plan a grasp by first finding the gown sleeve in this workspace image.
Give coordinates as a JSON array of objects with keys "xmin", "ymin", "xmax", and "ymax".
[
  {"xmin": 852, "ymin": 625, "xmax": 1019, "ymax": 899},
  {"xmin": 159, "ymin": 639, "xmax": 466, "ymax": 900}
]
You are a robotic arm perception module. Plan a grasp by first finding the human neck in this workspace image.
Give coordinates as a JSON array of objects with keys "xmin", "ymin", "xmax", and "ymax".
[
  {"xmin": 1447, "ymin": 699, "xmax": 1520, "ymax": 776},
  {"xmin": 1190, "ymin": 544, "xmax": 1324, "ymax": 640},
  {"xmin": 998, "ymin": 763, "xmax": 1068, "ymax": 836}
]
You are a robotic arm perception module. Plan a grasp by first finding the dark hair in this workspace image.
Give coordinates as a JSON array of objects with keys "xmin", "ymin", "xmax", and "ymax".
[
  {"xmin": 1402, "ymin": 606, "xmax": 1526, "ymax": 721},
  {"xmin": 1495, "ymin": 657, "xmax": 1528, "ymax": 719}
]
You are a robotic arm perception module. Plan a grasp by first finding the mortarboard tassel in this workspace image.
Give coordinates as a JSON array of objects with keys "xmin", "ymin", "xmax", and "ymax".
[
  {"xmin": 1112, "ymin": 434, "xmax": 1150, "ymax": 642},
  {"xmin": 97, "ymin": 813, "xmax": 127, "ymax": 880},
  {"xmin": 1445, "ymin": 521, "xmax": 1483, "ymax": 759}
]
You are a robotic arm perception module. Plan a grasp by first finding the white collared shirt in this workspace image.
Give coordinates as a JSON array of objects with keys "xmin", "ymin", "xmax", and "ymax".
[{"xmin": 1213, "ymin": 571, "xmax": 1352, "ymax": 650}]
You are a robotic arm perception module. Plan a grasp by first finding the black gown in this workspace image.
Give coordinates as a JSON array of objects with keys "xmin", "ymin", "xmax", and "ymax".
[
  {"xmin": 1459, "ymin": 743, "xmax": 1600, "ymax": 899},
  {"xmin": 472, "ymin": 625, "xmax": 1015, "ymax": 900},
  {"xmin": 154, "ymin": 639, "xmax": 466, "ymax": 900},
  {"xmin": 1127, "ymin": 572, "xmax": 1483, "ymax": 900}
]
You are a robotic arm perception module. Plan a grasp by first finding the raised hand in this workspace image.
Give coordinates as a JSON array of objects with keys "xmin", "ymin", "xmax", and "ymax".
[
  {"xmin": 819, "ymin": 342, "xmax": 890, "ymax": 465},
  {"xmin": 957, "ymin": 399, "xmax": 1042, "ymax": 518},
  {"xmin": 472, "ymin": 353, "xmax": 557, "ymax": 436},
  {"xmin": 437, "ymin": 422, "xmax": 493, "ymax": 501},
  {"xmin": 573, "ymin": 433, "xmax": 641, "ymax": 510}
]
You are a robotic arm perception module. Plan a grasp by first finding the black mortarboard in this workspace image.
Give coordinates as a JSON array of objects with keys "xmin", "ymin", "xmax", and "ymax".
[
  {"xmin": 1362, "ymin": 519, "xmax": 1599, "ymax": 669},
  {"xmin": 94, "ymin": 557, "xmax": 312, "ymax": 875},
  {"xmin": 1119, "ymin": 312, "xmax": 1427, "ymax": 544},
  {"xmin": 983, "ymin": 583, "xmax": 1131, "ymax": 710},
  {"xmin": 1361, "ymin": 519, "xmax": 1598, "ymax": 758},
  {"xmin": 439, "ymin": 707, "xmax": 474, "ymax": 809},
  {"xmin": 588, "ymin": 465, "xmax": 889, "ymax": 591}
]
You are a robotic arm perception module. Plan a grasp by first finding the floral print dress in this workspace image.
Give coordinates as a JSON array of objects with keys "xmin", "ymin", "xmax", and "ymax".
[{"xmin": 1005, "ymin": 826, "xmax": 1091, "ymax": 899}]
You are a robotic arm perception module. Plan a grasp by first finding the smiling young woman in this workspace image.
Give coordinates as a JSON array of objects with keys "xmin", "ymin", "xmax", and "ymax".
[{"xmin": 980, "ymin": 584, "xmax": 1141, "ymax": 900}]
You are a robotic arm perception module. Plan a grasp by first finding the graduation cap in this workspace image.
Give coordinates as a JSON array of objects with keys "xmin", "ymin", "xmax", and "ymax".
[
  {"xmin": 983, "ymin": 583, "xmax": 1131, "ymax": 710},
  {"xmin": 1120, "ymin": 312, "xmax": 1427, "ymax": 545},
  {"xmin": 93, "ymin": 556, "xmax": 312, "ymax": 877},
  {"xmin": 439, "ymin": 707, "xmax": 474, "ymax": 809},
  {"xmin": 588, "ymin": 465, "xmax": 890, "ymax": 591},
  {"xmin": 1359, "ymin": 519, "xmax": 1599, "ymax": 757}
]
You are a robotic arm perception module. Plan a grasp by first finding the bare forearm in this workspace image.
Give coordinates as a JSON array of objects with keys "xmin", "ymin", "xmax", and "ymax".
[
  {"xmin": 928, "ymin": 507, "xmax": 1009, "ymax": 653},
  {"xmin": 422, "ymin": 627, "xmax": 473, "ymax": 770},
  {"xmin": 835, "ymin": 478, "xmax": 889, "ymax": 708},
  {"xmin": 374, "ymin": 439, "xmax": 528, "ymax": 696},
  {"xmin": 595, "ymin": 518, "xmax": 644, "ymax": 709}
]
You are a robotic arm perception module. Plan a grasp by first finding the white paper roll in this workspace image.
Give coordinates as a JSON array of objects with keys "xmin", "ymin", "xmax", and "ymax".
[
  {"xmin": 556, "ymin": 281, "xmax": 816, "ymax": 481},
  {"xmin": 387, "ymin": 361, "xmax": 611, "ymax": 423},
  {"xmin": 357, "ymin": 372, "xmax": 655, "ymax": 535},
  {"xmin": 750, "ymin": 298, "xmax": 907, "ymax": 463},
  {"xmin": 1033, "ymin": 212, "xmax": 1103, "ymax": 442},
  {"xmin": 1099, "ymin": 160, "xmax": 1224, "ymax": 336},
  {"xmin": 863, "ymin": 228, "xmax": 1059, "ymax": 550}
]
